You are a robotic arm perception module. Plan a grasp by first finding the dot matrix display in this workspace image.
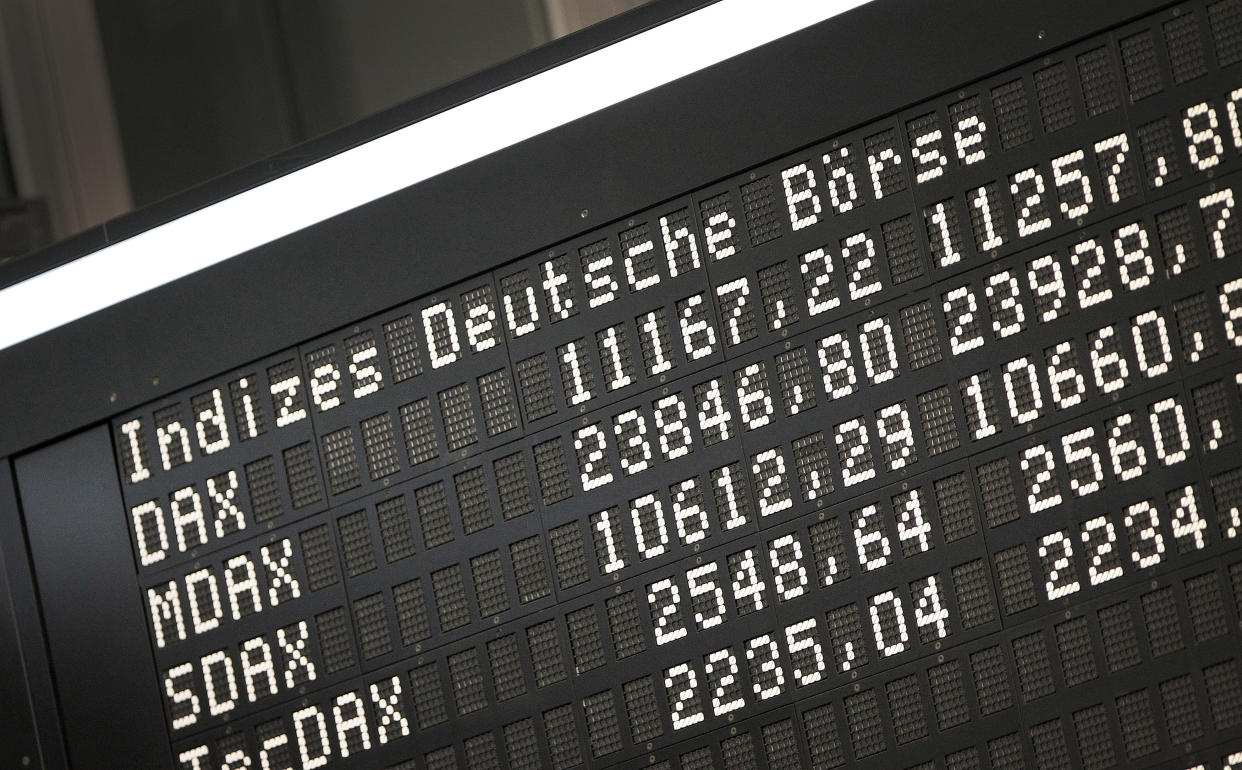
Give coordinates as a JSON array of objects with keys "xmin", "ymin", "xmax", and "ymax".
[{"xmin": 49, "ymin": 1, "xmax": 1242, "ymax": 767}]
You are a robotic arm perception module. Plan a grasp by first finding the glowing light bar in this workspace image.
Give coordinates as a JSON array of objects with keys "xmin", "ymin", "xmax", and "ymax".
[{"xmin": 0, "ymin": 0, "xmax": 870, "ymax": 351}]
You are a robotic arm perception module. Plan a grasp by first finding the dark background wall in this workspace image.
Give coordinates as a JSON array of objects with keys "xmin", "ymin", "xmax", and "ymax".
[
  {"xmin": 94, "ymin": 0, "xmax": 550, "ymax": 207},
  {"xmin": 0, "ymin": 0, "xmax": 649, "ymax": 260}
]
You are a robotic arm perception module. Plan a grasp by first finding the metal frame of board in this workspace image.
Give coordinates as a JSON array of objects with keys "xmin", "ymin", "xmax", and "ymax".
[{"xmin": 0, "ymin": 0, "xmax": 1196, "ymax": 767}]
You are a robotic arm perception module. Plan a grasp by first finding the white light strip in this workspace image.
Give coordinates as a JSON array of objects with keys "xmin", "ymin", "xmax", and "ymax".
[{"xmin": 0, "ymin": 0, "xmax": 869, "ymax": 351}]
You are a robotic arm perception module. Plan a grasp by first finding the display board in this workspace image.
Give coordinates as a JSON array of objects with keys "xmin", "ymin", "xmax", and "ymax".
[{"xmin": 5, "ymin": 0, "xmax": 1242, "ymax": 768}]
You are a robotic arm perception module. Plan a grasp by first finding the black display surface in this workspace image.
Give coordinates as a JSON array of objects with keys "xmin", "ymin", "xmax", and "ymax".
[{"xmin": 5, "ymin": 0, "xmax": 1242, "ymax": 768}]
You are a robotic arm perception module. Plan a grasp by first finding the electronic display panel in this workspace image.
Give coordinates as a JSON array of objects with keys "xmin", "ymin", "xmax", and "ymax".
[{"xmin": 6, "ymin": 0, "xmax": 1242, "ymax": 768}]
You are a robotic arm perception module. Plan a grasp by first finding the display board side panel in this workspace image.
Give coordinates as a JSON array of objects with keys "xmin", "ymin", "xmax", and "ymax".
[
  {"xmin": 0, "ymin": 457, "xmax": 66, "ymax": 769},
  {"xmin": 14, "ymin": 429, "xmax": 169, "ymax": 769}
]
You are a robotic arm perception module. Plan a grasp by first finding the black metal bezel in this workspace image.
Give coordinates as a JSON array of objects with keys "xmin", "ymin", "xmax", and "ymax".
[{"xmin": 2, "ymin": 1, "xmax": 1215, "ymax": 767}]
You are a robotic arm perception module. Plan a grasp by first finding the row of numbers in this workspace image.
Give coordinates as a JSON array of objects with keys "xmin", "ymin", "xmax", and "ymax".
[
  {"xmin": 661, "ymin": 573, "xmax": 949, "ymax": 732},
  {"xmin": 642, "ymin": 503, "xmax": 941, "ymax": 651}
]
